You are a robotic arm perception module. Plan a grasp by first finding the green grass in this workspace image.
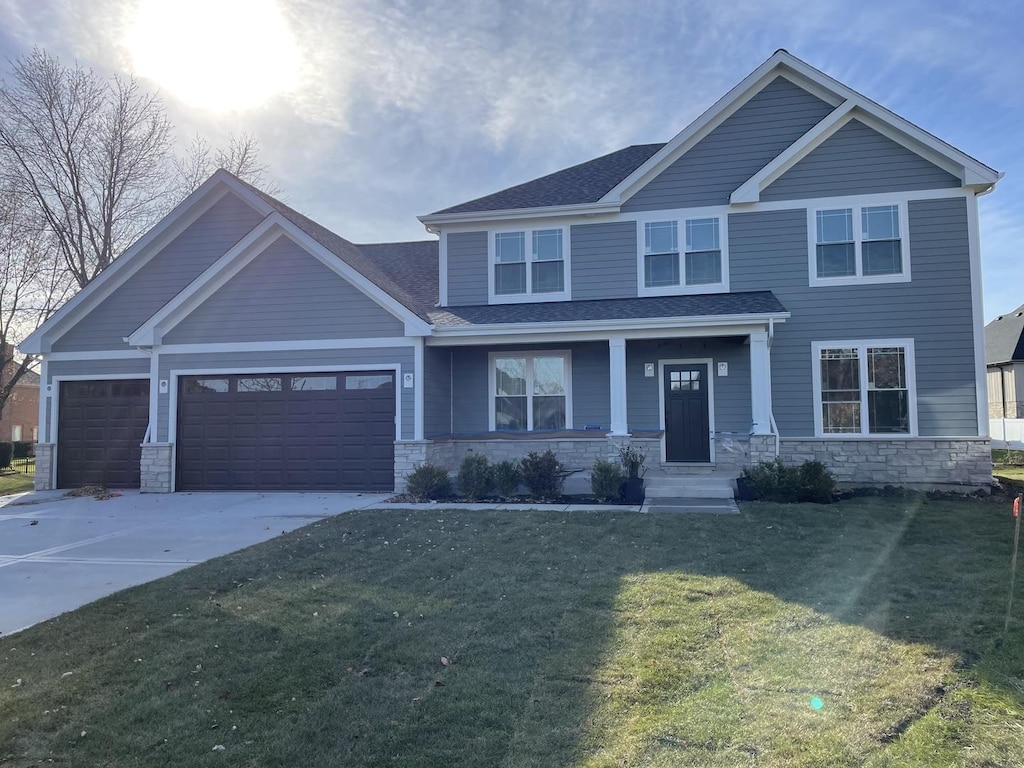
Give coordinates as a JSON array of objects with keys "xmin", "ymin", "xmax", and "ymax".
[
  {"xmin": 2, "ymin": 498, "xmax": 1023, "ymax": 766},
  {"xmin": 993, "ymin": 449, "xmax": 1024, "ymax": 483},
  {"xmin": 0, "ymin": 461, "xmax": 34, "ymax": 496}
]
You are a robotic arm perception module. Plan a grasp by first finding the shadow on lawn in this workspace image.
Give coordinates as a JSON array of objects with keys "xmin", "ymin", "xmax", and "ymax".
[{"xmin": 2, "ymin": 497, "xmax": 1022, "ymax": 767}]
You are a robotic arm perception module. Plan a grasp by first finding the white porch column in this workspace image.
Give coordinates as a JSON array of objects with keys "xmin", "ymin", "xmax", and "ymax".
[
  {"xmin": 609, "ymin": 336, "xmax": 628, "ymax": 436},
  {"xmin": 750, "ymin": 331, "xmax": 773, "ymax": 435}
]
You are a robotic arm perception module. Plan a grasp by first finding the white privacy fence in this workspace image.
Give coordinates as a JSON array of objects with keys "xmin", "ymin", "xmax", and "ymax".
[{"xmin": 990, "ymin": 419, "xmax": 1024, "ymax": 448}]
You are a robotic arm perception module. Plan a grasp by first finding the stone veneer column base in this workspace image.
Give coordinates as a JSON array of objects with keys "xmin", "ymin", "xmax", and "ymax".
[
  {"xmin": 394, "ymin": 440, "xmax": 430, "ymax": 493},
  {"xmin": 748, "ymin": 434, "xmax": 776, "ymax": 465},
  {"xmin": 34, "ymin": 443, "xmax": 55, "ymax": 491},
  {"xmin": 140, "ymin": 443, "xmax": 174, "ymax": 493}
]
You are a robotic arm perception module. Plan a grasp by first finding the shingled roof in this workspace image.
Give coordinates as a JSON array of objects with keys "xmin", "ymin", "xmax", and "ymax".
[
  {"xmin": 986, "ymin": 304, "xmax": 1024, "ymax": 365},
  {"xmin": 431, "ymin": 144, "xmax": 665, "ymax": 215},
  {"xmin": 428, "ymin": 291, "xmax": 787, "ymax": 327}
]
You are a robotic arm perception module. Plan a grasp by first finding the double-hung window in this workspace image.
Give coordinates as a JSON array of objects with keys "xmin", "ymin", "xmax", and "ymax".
[
  {"xmin": 811, "ymin": 203, "xmax": 908, "ymax": 285},
  {"xmin": 640, "ymin": 216, "xmax": 726, "ymax": 295},
  {"xmin": 492, "ymin": 228, "xmax": 567, "ymax": 301},
  {"xmin": 814, "ymin": 340, "xmax": 916, "ymax": 436},
  {"xmin": 491, "ymin": 352, "xmax": 571, "ymax": 431}
]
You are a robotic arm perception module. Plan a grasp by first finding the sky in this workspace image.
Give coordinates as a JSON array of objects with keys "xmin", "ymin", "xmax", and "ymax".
[{"xmin": 0, "ymin": 0, "xmax": 1020, "ymax": 320}]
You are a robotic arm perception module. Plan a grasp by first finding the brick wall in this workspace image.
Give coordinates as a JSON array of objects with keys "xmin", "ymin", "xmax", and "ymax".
[{"xmin": 0, "ymin": 381, "xmax": 39, "ymax": 442}]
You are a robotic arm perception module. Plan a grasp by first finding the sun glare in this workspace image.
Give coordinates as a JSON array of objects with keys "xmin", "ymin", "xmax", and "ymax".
[{"xmin": 126, "ymin": 0, "xmax": 301, "ymax": 111}]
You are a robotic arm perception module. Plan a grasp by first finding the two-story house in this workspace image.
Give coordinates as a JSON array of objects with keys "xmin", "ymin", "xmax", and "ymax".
[{"xmin": 20, "ymin": 51, "xmax": 1000, "ymax": 495}]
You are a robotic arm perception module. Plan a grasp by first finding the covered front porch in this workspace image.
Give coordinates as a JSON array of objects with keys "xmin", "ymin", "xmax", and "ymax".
[{"xmin": 399, "ymin": 313, "xmax": 786, "ymax": 494}]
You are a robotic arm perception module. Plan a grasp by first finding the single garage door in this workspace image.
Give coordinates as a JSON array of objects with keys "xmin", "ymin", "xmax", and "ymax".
[
  {"xmin": 57, "ymin": 379, "xmax": 150, "ymax": 488},
  {"xmin": 176, "ymin": 371, "xmax": 395, "ymax": 491}
]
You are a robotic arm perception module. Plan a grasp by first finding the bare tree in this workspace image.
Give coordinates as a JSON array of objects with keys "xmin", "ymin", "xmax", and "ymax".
[
  {"xmin": 0, "ymin": 177, "xmax": 73, "ymax": 415},
  {"xmin": 176, "ymin": 132, "xmax": 281, "ymax": 197},
  {"xmin": 0, "ymin": 48, "xmax": 175, "ymax": 289}
]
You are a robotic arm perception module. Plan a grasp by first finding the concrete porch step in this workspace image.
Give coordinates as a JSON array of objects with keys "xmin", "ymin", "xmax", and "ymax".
[{"xmin": 644, "ymin": 475, "xmax": 736, "ymax": 500}]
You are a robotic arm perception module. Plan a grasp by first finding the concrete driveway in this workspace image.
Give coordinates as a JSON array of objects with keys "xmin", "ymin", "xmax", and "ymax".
[{"xmin": 0, "ymin": 489, "xmax": 387, "ymax": 636}]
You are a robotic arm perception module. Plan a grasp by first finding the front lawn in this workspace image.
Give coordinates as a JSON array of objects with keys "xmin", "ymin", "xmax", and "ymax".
[
  {"xmin": 2, "ymin": 498, "xmax": 1023, "ymax": 766},
  {"xmin": 0, "ymin": 461, "xmax": 34, "ymax": 496}
]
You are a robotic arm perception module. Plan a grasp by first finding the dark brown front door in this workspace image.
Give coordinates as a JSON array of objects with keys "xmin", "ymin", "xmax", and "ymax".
[
  {"xmin": 176, "ymin": 371, "xmax": 395, "ymax": 491},
  {"xmin": 57, "ymin": 379, "xmax": 150, "ymax": 488},
  {"xmin": 663, "ymin": 364, "xmax": 710, "ymax": 462}
]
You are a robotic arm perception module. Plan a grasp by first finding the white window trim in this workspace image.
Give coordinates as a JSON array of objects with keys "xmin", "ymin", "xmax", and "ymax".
[
  {"xmin": 634, "ymin": 213, "xmax": 730, "ymax": 297},
  {"xmin": 807, "ymin": 200, "xmax": 911, "ymax": 287},
  {"xmin": 487, "ymin": 350, "xmax": 573, "ymax": 431},
  {"xmin": 811, "ymin": 339, "xmax": 918, "ymax": 438},
  {"xmin": 487, "ymin": 226, "xmax": 570, "ymax": 304}
]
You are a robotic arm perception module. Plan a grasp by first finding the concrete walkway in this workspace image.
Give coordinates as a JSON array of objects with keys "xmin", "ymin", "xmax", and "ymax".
[{"xmin": 0, "ymin": 490, "xmax": 387, "ymax": 636}]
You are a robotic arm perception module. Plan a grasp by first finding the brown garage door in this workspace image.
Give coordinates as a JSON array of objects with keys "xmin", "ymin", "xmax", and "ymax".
[
  {"xmin": 57, "ymin": 379, "xmax": 150, "ymax": 488},
  {"xmin": 176, "ymin": 371, "xmax": 395, "ymax": 491}
]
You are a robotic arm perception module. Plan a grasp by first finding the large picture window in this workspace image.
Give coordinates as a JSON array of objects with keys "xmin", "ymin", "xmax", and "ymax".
[
  {"xmin": 639, "ymin": 216, "xmax": 727, "ymax": 295},
  {"xmin": 491, "ymin": 352, "xmax": 570, "ymax": 431},
  {"xmin": 814, "ymin": 340, "xmax": 916, "ymax": 436},
  {"xmin": 491, "ymin": 228, "xmax": 567, "ymax": 302},
  {"xmin": 810, "ymin": 203, "xmax": 908, "ymax": 285}
]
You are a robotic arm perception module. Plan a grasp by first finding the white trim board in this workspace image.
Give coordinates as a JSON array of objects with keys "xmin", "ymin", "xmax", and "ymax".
[
  {"xmin": 20, "ymin": 171, "xmax": 277, "ymax": 354},
  {"xmin": 154, "ymin": 337, "xmax": 415, "ymax": 355}
]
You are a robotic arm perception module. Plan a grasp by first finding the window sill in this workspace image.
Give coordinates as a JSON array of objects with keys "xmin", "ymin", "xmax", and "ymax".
[
  {"xmin": 809, "ymin": 273, "xmax": 910, "ymax": 288},
  {"xmin": 637, "ymin": 283, "xmax": 729, "ymax": 298},
  {"xmin": 489, "ymin": 292, "xmax": 571, "ymax": 305}
]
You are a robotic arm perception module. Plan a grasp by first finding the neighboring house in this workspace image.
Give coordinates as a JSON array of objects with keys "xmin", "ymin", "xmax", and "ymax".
[
  {"xmin": 985, "ymin": 306, "xmax": 1024, "ymax": 419},
  {"xmin": 19, "ymin": 50, "xmax": 1000, "ymax": 495},
  {"xmin": 0, "ymin": 363, "xmax": 40, "ymax": 445}
]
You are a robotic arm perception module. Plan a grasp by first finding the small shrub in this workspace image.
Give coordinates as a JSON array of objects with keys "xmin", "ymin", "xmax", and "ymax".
[
  {"xmin": 618, "ymin": 444, "xmax": 648, "ymax": 478},
  {"xmin": 405, "ymin": 463, "xmax": 452, "ymax": 502},
  {"xmin": 457, "ymin": 453, "xmax": 493, "ymax": 501},
  {"xmin": 591, "ymin": 458, "xmax": 625, "ymax": 502},
  {"xmin": 11, "ymin": 441, "xmax": 32, "ymax": 459},
  {"xmin": 0, "ymin": 442, "xmax": 11, "ymax": 469},
  {"xmin": 520, "ymin": 449, "xmax": 564, "ymax": 501},
  {"xmin": 740, "ymin": 457, "xmax": 836, "ymax": 503},
  {"xmin": 491, "ymin": 460, "xmax": 522, "ymax": 498},
  {"xmin": 799, "ymin": 460, "xmax": 837, "ymax": 503}
]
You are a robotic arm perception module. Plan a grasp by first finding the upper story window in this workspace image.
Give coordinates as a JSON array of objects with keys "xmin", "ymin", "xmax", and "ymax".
[
  {"xmin": 490, "ymin": 227, "xmax": 568, "ymax": 303},
  {"xmin": 810, "ymin": 203, "xmax": 909, "ymax": 286},
  {"xmin": 637, "ymin": 216, "xmax": 728, "ymax": 296}
]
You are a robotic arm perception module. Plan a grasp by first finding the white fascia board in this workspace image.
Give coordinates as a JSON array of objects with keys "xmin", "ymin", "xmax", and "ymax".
[
  {"xmin": 128, "ymin": 213, "xmax": 430, "ymax": 346},
  {"xmin": 428, "ymin": 312, "xmax": 790, "ymax": 343},
  {"xmin": 775, "ymin": 53, "xmax": 1000, "ymax": 186},
  {"xmin": 731, "ymin": 100, "xmax": 858, "ymax": 204},
  {"xmin": 21, "ymin": 170, "xmax": 278, "ymax": 355},
  {"xmin": 417, "ymin": 201, "xmax": 621, "ymax": 228}
]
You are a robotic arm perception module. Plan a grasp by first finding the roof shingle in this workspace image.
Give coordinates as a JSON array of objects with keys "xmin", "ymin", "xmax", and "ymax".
[{"xmin": 985, "ymin": 305, "xmax": 1024, "ymax": 364}]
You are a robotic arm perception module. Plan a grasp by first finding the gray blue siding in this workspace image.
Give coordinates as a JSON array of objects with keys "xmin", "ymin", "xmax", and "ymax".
[
  {"xmin": 424, "ymin": 346, "xmax": 452, "ymax": 437},
  {"xmin": 52, "ymin": 193, "xmax": 264, "ymax": 352},
  {"xmin": 761, "ymin": 119, "xmax": 961, "ymax": 200},
  {"xmin": 570, "ymin": 221, "xmax": 637, "ymax": 300},
  {"xmin": 155, "ymin": 347, "xmax": 415, "ymax": 442},
  {"xmin": 447, "ymin": 231, "xmax": 488, "ymax": 306},
  {"xmin": 729, "ymin": 197, "xmax": 976, "ymax": 436},
  {"xmin": 163, "ymin": 237, "xmax": 404, "ymax": 344},
  {"xmin": 622, "ymin": 77, "xmax": 835, "ymax": 212},
  {"xmin": 625, "ymin": 338, "xmax": 752, "ymax": 433}
]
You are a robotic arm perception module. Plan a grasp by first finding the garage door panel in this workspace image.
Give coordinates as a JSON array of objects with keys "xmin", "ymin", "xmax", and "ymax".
[
  {"xmin": 57, "ymin": 379, "xmax": 149, "ymax": 489},
  {"xmin": 176, "ymin": 371, "xmax": 395, "ymax": 491}
]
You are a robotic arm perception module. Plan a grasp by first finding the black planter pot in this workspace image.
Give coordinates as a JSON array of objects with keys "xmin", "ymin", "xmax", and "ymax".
[
  {"xmin": 622, "ymin": 476, "xmax": 645, "ymax": 505},
  {"xmin": 735, "ymin": 475, "xmax": 755, "ymax": 501}
]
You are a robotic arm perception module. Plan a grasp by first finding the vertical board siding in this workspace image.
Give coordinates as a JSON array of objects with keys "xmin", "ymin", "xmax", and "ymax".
[
  {"xmin": 446, "ymin": 231, "xmax": 488, "ymax": 306},
  {"xmin": 626, "ymin": 338, "xmax": 751, "ymax": 432},
  {"xmin": 52, "ymin": 193, "xmax": 264, "ymax": 352},
  {"xmin": 450, "ymin": 342, "xmax": 610, "ymax": 434},
  {"xmin": 570, "ymin": 221, "xmax": 638, "ymax": 300},
  {"xmin": 761, "ymin": 120, "xmax": 961, "ymax": 200},
  {"xmin": 163, "ymin": 237, "xmax": 404, "ymax": 344},
  {"xmin": 622, "ymin": 77, "xmax": 835, "ymax": 212},
  {"xmin": 728, "ymin": 197, "xmax": 976, "ymax": 437},
  {"xmin": 156, "ymin": 347, "xmax": 415, "ymax": 443},
  {"xmin": 424, "ymin": 346, "xmax": 452, "ymax": 437}
]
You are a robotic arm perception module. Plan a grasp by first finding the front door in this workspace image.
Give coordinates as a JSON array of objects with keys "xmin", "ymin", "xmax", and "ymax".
[{"xmin": 663, "ymin": 363, "xmax": 711, "ymax": 462}]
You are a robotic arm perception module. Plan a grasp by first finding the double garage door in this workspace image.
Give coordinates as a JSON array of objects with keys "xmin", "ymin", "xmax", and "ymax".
[
  {"xmin": 176, "ymin": 371, "xmax": 396, "ymax": 491},
  {"xmin": 56, "ymin": 371, "xmax": 395, "ymax": 492}
]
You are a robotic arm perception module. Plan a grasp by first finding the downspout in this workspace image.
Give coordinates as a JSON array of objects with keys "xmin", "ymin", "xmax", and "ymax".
[
  {"xmin": 767, "ymin": 318, "xmax": 780, "ymax": 457},
  {"xmin": 1001, "ymin": 363, "xmax": 1008, "ymax": 445}
]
